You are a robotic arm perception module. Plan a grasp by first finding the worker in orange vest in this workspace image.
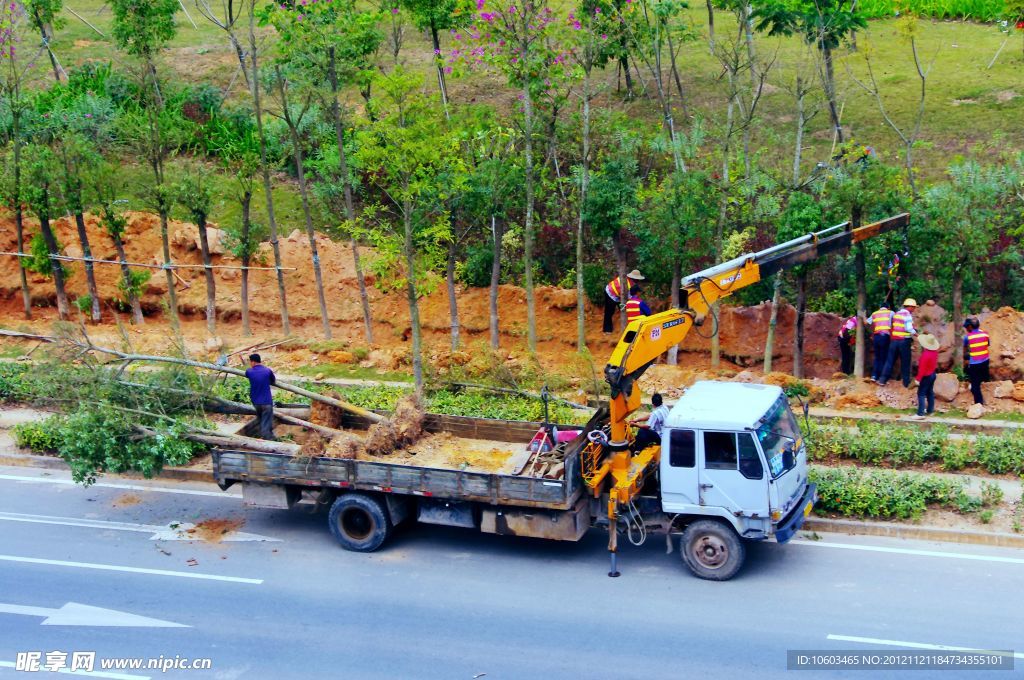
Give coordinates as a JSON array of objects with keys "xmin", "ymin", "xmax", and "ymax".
[
  {"xmin": 963, "ymin": 317, "xmax": 990, "ymax": 405},
  {"xmin": 837, "ymin": 315, "xmax": 857, "ymax": 375},
  {"xmin": 625, "ymin": 288, "xmax": 652, "ymax": 323},
  {"xmin": 868, "ymin": 302, "xmax": 894, "ymax": 382},
  {"xmin": 878, "ymin": 298, "xmax": 918, "ymax": 388},
  {"xmin": 603, "ymin": 269, "xmax": 645, "ymax": 333}
]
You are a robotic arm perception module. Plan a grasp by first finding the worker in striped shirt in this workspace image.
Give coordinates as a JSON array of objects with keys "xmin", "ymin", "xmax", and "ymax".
[
  {"xmin": 878, "ymin": 298, "xmax": 918, "ymax": 388},
  {"xmin": 837, "ymin": 315, "xmax": 857, "ymax": 375},
  {"xmin": 867, "ymin": 303, "xmax": 894, "ymax": 383},
  {"xmin": 963, "ymin": 317, "xmax": 991, "ymax": 405}
]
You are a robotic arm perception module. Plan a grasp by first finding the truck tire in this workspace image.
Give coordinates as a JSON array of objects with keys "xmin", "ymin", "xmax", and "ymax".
[
  {"xmin": 328, "ymin": 493, "xmax": 392, "ymax": 552},
  {"xmin": 680, "ymin": 519, "xmax": 745, "ymax": 581}
]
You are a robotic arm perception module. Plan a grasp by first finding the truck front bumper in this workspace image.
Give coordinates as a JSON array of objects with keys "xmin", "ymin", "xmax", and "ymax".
[{"xmin": 774, "ymin": 483, "xmax": 817, "ymax": 544}]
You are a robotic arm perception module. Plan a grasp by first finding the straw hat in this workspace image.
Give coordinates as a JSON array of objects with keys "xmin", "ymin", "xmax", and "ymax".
[
  {"xmin": 918, "ymin": 333, "xmax": 939, "ymax": 351},
  {"xmin": 627, "ymin": 269, "xmax": 646, "ymax": 280},
  {"xmin": 903, "ymin": 298, "xmax": 918, "ymax": 308}
]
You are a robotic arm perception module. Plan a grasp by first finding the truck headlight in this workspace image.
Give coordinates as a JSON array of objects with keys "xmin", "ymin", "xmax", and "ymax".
[{"xmin": 771, "ymin": 509, "xmax": 782, "ymax": 522}]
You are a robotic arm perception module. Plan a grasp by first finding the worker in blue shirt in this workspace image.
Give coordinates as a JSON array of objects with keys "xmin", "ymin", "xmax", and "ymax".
[
  {"xmin": 630, "ymin": 393, "xmax": 669, "ymax": 450},
  {"xmin": 245, "ymin": 353, "xmax": 277, "ymax": 440}
]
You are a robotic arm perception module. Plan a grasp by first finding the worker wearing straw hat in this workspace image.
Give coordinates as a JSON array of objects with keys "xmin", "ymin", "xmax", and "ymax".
[
  {"xmin": 603, "ymin": 269, "xmax": 645, "ymax": 334},
  {"xmin": 911, "ymin": 333, "xmax": 940, "ymax": 420}
]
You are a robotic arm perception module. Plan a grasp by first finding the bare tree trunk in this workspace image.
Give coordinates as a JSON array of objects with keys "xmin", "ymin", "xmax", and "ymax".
[
  {"xmin": 327, "ymin": 46, "xmax": 373, "ymax": 344},
  {"xmin": 853, "ymin": 209, "xmax": 866, "ymax": 379},
  {"xmin": 404, "ymin": 195, "xmax": 423, "ymax": 393},
  {"xmin": 952, "ymin": 270, "xmax": 964, "ymax": 366},
  {"xmin": 240, "ymin": 191, "xmax": 252, "ymax": 336},
  {"xmin": 764, "ymin": 274, "xmax": 782, "ymax": 373},
  {"xmin": 489, "ymin": 215, "xmax": 502, "ymax": 350},
  {"xmin": 39, "ymin": 214, "xmax": 70, "ymax": 319},
  {"xmin": 522, "ymin": 80, "xmax": 537, "ymax": 353},
  {"xmin": 577, "ymin": 69, "xmax": 591, "ymax": 352},
  {"xmin": 112, "ymin": 233, "xmax": 144, "ymax": 325},
  {"xmin": 249, "ymin": 10, "xmax": 290, "ymax": 335},
  {"xmin": 794, "ymin": 270, "xmax": 807, "ymax": 378},
  {"xmin": 447, "ymin": 242, "xmax": 460, "ymax": 351},
  {"xmin": 71, "ymin": 213, "xmax": 101, "ymax": 322},
  {"xmin": 283, "ymin": 109, "xmax": 332, "ymax": 340},
  {"xmin": 823, "ymin": 45, "xmax": 844, "ymax": 143},
  {"xmin": 613, "ymin": 233, "xmax": 628, "ymax": 330},
  {"xmin": 706, "ymin": 0, "xmax": 716, "ymax": 55},
  {"xmin": 194, "ymin": 211, "xmax": 217, "ymax": 334},
  {"xmin": 157, "ymin": 208, "xmax": 179, "ymax": 327},
  {"xmin": 430, "ymin": 22, "xmax": 450, "ymax": 119},
  {"xmin": 667, "ymin": 258, "xmax": 682, "ymax": 365},
  {"xmin": 15, "ymin": 205, "xmax": 31, "ymax": 320},
  {"xmin": 793, "ymin": 77, "xmax": 806, "ymax": 188},
  {"xmin": 36, "ymin": 14, "xmax": 61, "ymax": 84}
]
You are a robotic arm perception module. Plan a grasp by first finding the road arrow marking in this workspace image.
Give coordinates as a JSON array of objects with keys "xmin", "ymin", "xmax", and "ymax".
[
  {"xmin": 0, "ymin": 511, "xmax": 280, "ymax": 542},
  {"xmin": 827, "ymin": 634, "xmax": 1024, "ymax": 659},
  {"xmin": 0, "ymin": 601, "xmax": 187, "ymax": 628},
  {"xmin": 0, "ymin": 473, "xmax": 238, "ymax": 498},
  {"xmin": 0, "ymin": 554, "xmax": 263, "ymax": 584}
]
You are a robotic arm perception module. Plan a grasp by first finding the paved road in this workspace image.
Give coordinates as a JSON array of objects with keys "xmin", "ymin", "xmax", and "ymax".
[{"xmin": 0, "ymin": 465, "xmax": 1020, "ymax": 680}]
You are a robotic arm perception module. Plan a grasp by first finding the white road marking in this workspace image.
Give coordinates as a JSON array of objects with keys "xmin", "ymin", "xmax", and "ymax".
[
  {"xmin": 795, "ymin": 539, "xmax": 1024, "ymax": 564},
  {"xmin": 0, "ymin": 555, "xmax": 262, "ymax": 584},
  {"xmin": 0, "ymin": 511, "xmax": 280, "ymax": 542},
  {"xmin": 0, "ymin": 660, "xmax": 149, "ymax": 680},
  {"xmin": 0, "ymin": 601, "xmax": 187, "ymax": 628},
  {"xmin": 0, "ymin": 473, "xmax": 237, "ymax": 498},
  {"xmin": 827, "ymin": 634, "xmax": 1024, "ymax": 659}
]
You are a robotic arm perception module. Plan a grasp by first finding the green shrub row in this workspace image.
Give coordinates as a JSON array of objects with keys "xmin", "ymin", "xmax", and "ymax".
[
  {"xmin": 807, "ymin": 421, "xmax": 1024, "ymax": 476},
  {"xmin": 810, "ymin": 466, "xmax": 1002, "ymax": 520},
  {"xmin": 856, "ymin": 0, "xmax": 1005, "ymax": 21}
]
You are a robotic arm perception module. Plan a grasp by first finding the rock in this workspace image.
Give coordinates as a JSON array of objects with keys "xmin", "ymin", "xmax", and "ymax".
[
  {"xmin": 966, "ymin": 403, "xmax": 985, "ymax": 419},
  {"xmin": 547, "ymin": 288, "xmax": 578, "ymax": 311},
  {"xmin": 286, "ymin": 229, "xmax": 303, "ymax": 243},
  {"xmin": 314, "ymin": 372, "xmax": 325, "ymax": 381},
  {"xmin": 219, "ymin": 268, "xmax": 240, "ymax": 281},
  {"xmin": 327, "ymin": 350, "xmax": 356, "ymax": 364},
  {"xmin": 172, "ymin": 228, "xmax": 197, "ymax": 249},
  {"xmin": 205, "ymin": 336, "xmax": 224, "ymax": 352},
  {"xmin": 144, "ymin": 279, "xmax": 167, "ymax": 296},
  {"xmin": 933, "ymin": 373, "xmax": 960, "ymax": 402},
  {"xmin": 1012, "ymin": 382, "xmax": 1024, "ymax": 402},
  {"xmin": 993, "ymin": 380, "xmax": 1014, "ymax": 399},
  {"xmin": 732, "ymin": 370, "xmax": 757, "ymax": 383},
  {"xmin": 65, "ymin": 245, "xmax": 83, "ymax": 260},
  {"xmin": 196, "ymin": 227, "xmax": 228, "ymax": 255}
]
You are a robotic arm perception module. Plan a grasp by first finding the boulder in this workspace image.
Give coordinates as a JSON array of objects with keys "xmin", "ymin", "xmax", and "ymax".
[
  {"xmin": 1012, "ymin": 382, "xmax": 1024, "ymax": 402},
  {"xmin": 547, "ymin": 288, "xmax": 578, "ymax": 311},
  {"xmin": 205, "ymin": 336, "xmax": 224, "ymax": 352},
  {"xmin": 219, "ymin": 268, "xmax": 240, "ymax": 281},
  {"xmin": 733, "ymin": 370, "xmax": 757, "ymax": 383},
  {"xmin": 286, "ymin": 229, "xmax": 303, "ymax": 243},
  {"xmin": 172, "ymin": 228, "xmax": 197, "ymax": 249},
  {"xmin": 966, "ymin": 403, "xmax": 985, "ymax": 419},
  {"xmin": 932, "ymin": 373, "xmax": 960, "ymax": 402},
  {"xmin": 993, "ymin": 380, "xmax": 1015, "ymax": 399},
  {"xmin": 196, "ymin": 227, "xmax": 228, "ymax": 255}
]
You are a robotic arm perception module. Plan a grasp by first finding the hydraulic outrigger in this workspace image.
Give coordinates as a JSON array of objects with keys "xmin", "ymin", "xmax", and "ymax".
[{"xmin": 586, "ymin": 213, "xmax": 911, "ymax": 576}]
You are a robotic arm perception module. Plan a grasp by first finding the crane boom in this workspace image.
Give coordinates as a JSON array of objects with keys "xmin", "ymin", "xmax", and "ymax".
[{"xmin": 585, "ymin": 212, "xmax": 909, "ymax": 574}]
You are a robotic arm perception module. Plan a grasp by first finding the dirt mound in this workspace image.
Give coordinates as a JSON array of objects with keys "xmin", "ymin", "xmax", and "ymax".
[{"xmin": 186, "ymin": 518, "xmax": 245, "ymax": 543}]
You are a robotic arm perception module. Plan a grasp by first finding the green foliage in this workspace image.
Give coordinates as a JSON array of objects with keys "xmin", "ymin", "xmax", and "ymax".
[
  {"xmin": 56, "ymin": 404, "xmax": 203, "ymax": 485},
  {"xmin": 754, "ymin": 0, "xmax": 867, "ymax": 51},
  {"xmin": 460, "ymin": 240, "xmax": 494, "ymax": 288},
  {"xmin": 582, "ymin": 262, "xmax": 610, "ymax": 305},
  {"xmin": 109, "ymin": 0, "xmax": 179, "ymax": 60},
  {"xmin": 117, "ymin": 269, "xmax": 151, "ymax": 305},
  {"xmin": 973, "ymin": 432, "xmax": 1024, "ymax": 475},
  {"xmin": 811, "ymin": 466, "xmax": 965, "ymax": 519},
  {"xmin": 73, "ymin": 295, "xmax": 93, "ymax": 314},
  {"xmin": 783, "ymin": 381, "xmax": 810, "ymax": 399},
  {"xmin": 808, "ymin": 290, "xmax": 855, "ymax": 315},
  {"xmin": 24, "ymin": 232, "xmax": 67, "ymax": 278},
  {"xmin": 941, "ymin": 440, "xmax": 973, "ymax": 471},
  {"xmin": 12, "ymin": 416, "xmax": 65, "ymax": 452},
  {"xmin": 980, "ymin": 480, "xmax": 1004, "ymax": 506},
  {"xmin": 855, "ymin": 0, "xmax": 1003, "ymax": 20}
]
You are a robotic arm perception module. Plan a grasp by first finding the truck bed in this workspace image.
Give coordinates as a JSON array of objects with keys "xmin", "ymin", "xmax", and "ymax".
[{"xmin": 213, "ymin": 412, "xmax": 587, "ymax": 510}]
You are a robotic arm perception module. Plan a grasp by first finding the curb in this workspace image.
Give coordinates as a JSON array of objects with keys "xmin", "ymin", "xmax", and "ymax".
[
  {"xmin": 0, "ymin": 452, "xmax": 216, "ymax": 484},
  {"xmin": 804, "ymin": 517, "xmax": 1024, "ymax": 549}
]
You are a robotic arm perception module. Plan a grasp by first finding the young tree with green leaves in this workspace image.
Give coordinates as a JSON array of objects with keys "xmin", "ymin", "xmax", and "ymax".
[
  {"xmin": 261, "ymin": 0, "xmax": 383, "ymax": 343},
  {"xmin": 89, "ymin": 161, "xmax": 145, "ymax": 325},
  {"xmin": 25, "ymin": 0, "xmax": 64, "ymax": 83},
  {"xmin": 109, "ymin": 0, "xmax": 181, "ymax": 327},
  {"xmin": 354, "ymin": 68, "xmax": 464, "ymax": 392},
  {"xmin": 586, "ymin": 151, "xmax": 639, "ymax": 331},
  {"xmin": 176, "ymin": 169, "xmax": 217, "ymax": 334},
  {"xmin": 774, "ymin": 191, "xmax": 824, "ymax": 377},
  {"xmin": 755, "ymin": 0, "xmax": 866, "ymax": 144},
  {"xmin": 23, "ymin": 143, "xmax": 69, "ymax": 318},
  {"xmin": 401, "ymin": 0, "xmax": 473, "ymax": 117}
]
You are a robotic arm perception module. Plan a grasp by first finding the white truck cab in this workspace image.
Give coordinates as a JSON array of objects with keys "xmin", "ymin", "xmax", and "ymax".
[{"xmin": 657, "ymin": 381, "xmax": 816, "ymax": 578}]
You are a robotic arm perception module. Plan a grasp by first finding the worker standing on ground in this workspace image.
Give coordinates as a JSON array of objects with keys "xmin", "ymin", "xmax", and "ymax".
[
  {"xmin": 963, "ymin": 317, "xmax": 990, "ymax": 406},
  {"xmin": 879, "ymin": 299, "xmax": 918, "ymax": 388},
  {"xmin": 245, "ymin": 353, "xmax": 277, "ymax": 440},
  {"xmin": 630, "ymin": 393, "xmax": 669, "ymax": 450},
  {"xmin": 868, "ymin": 302, "xmax": 894, "ymax": 382},
  {"xmin": 912, "ymin": 333, "xmax": 940, "ymax": 420},
  {"xmin": 625, "ymin": 287, "xmax": 653, "ymax": 324},
  {"xmin": 837, "ymin": 314, "xmax": 857, "ymax": 375},
  {"xmin": 603, "ymin": 270, "xmax": 645, "ymax": 334}
]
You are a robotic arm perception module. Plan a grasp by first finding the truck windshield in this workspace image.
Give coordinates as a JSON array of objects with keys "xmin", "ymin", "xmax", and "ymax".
[{"xmin": 756, "ymin": 398, "xmax": 802, "ymax": 479}]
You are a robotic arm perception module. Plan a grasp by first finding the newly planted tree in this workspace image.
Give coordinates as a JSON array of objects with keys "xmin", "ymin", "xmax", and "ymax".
[
  {"xmin": 401, "ymin": 0, "xmax": 473, "ymax": 116},
  {"xmin": 25, "ymin": 0, "xmax": 64, "ymax": 83},
  {"xmin": 90, "ymin": 162, "xmax": 145, "ymax": 325},
  {"xmin": 23, "ymin": 143, "xmax": 69, "ymax": 318},
  {"xmin": 177, "ymin": 169, "xmax": 217, "ymax": 334}
]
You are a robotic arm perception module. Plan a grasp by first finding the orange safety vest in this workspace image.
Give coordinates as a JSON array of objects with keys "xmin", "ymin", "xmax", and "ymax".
[
  {"xmin": 870, "ymin": 308, "xmax": 893, "ymax": 335},
  {"xmin": 891, "ymin": 309, "xmax": 913, "ymax": 339},
  {"xmin": 625, "ymin": 297, "xmax": 646, "ymax": 322},
  {"xmin": 966, "ymin": 329, "xmax": 990, "ymax": 361},
  {"xmin": 607, "ymin": 277, "xmax": 624, "ymax": 301}
]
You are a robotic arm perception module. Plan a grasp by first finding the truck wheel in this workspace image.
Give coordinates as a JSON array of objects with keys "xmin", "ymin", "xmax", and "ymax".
[
  {"xmin": 680, "ymin": 519, "xmax": 745, "ymax": 581},
  {"xmin": 328, "ymin": 494, "xmax": 392, "ymax": 552}
]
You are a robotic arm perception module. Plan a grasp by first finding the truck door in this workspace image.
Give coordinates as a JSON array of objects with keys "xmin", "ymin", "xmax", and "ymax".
[
  {"xmin": 659, "ymin": 428, "xmax": 700, "ymax": 513},
  {"xmin": 698, "ymin": 431, "xmax": 769, "ymax": 518}
]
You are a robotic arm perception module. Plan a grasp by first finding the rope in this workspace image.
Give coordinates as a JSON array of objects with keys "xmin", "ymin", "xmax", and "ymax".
[{"xmin": 0, "ymin": 251, "xmax": 295, "ymax": 271}]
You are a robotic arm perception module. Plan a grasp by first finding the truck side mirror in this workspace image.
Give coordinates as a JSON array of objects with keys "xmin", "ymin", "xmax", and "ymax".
[{"xmin": 782, "ymin": 447, "xmax": 795, "ymax": 470}]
